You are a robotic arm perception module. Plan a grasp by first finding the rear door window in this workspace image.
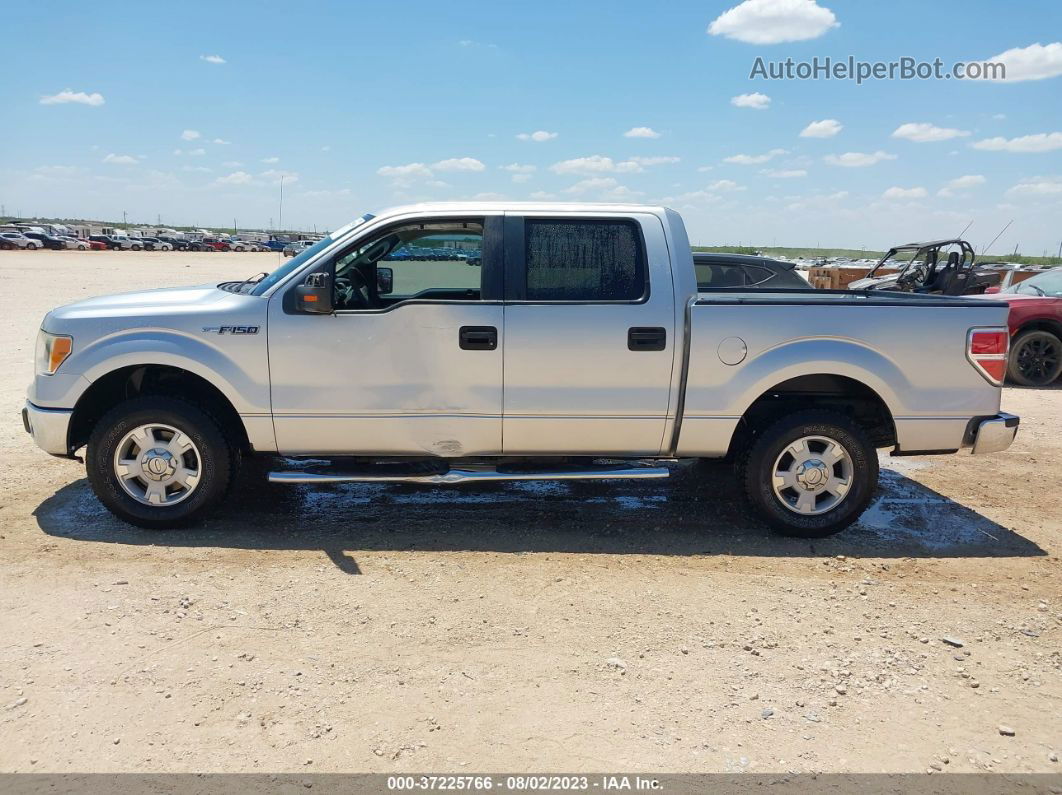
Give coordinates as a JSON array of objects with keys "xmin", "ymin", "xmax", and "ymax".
[{"xmin": 524, "ymin": 220, "xmax": 646, "ymax": 301}]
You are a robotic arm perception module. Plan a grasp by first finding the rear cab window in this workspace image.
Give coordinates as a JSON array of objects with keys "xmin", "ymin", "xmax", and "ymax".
[{"xmin": 520, "ymin": 219, "xmax": 648, "ymax": 302}]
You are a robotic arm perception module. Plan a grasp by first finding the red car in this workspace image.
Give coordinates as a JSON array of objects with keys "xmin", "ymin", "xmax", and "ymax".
[
  {"xmin": 88, "ymin": 240, "xmax": 108, "ymax": 251},
  {"xmin": 980, "ymin": 268, "xmax": 1062, "ymax": 386},
  {"xmin": 202, "ymin": 236, "xmax": 233, "ymax": 252}
]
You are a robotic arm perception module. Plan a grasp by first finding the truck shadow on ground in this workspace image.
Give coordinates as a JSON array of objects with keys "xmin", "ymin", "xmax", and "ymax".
[{"xmin": 34, "ymin": 459, "xmax": 1045, "ymax": 572}]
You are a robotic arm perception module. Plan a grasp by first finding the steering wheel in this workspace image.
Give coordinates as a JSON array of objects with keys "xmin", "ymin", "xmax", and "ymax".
[{"xmin": 335, "ymin": 268, "xmax": 373, "ymax": 309}]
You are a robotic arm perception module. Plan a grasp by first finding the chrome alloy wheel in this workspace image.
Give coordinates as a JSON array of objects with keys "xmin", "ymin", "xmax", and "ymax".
[
  {"xmin": 771, "ymin": 435, "xmax": 853, "ymax": 516},
  {"xmin": 113, "ymin": 424, "xmax": 202, "ymax": 506}
]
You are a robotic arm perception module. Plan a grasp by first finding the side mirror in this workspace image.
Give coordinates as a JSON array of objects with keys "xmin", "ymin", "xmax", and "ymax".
[
  {"xmin": 296, "ymin": 271, "xmax": 333, "ymax": 313},
  {"xmin": 376, "ymin": 266, "xmax": 394, "ymax": 295},
  {"xmin": 983, "ymin": 285, "xmax": 1001, "ymax": 294}
]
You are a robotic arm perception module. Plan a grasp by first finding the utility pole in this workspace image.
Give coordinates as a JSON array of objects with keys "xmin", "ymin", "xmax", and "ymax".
[
  {"xmin": 278, "ymin": 177, "xmax": 285, "ymax": 232},
  {"xmin": 1057, "ymin": 239, "xmax": 1061, "ymax": 260},
  {"xmin": 122, "ymin": 210, "xmax": 127, "ymax": 226}
]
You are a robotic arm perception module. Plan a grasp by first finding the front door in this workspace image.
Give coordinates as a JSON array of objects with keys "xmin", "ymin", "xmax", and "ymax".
[
  {"xmin": 501, "ymin": 214, "xmax": 677, "ymax": 455},
  {"xmin": 267, "ymin": 215, "xmax": 504, "ymax": 457}
]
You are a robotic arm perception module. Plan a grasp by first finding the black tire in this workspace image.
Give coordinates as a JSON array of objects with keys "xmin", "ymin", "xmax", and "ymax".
[
  {"xmin": 1007, "ymin": 329, "xmax": 1062, "ymax": 387},
  {"xmin": 741, "ymin": 409, "xmax": 878, "ymax": 538},
  {"xmin": 86, "ymin": 396, "xmax": 233, "ymax": 528}
]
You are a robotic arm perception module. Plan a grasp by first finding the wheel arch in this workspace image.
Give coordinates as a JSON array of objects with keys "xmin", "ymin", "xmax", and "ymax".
[
  {"xmin": 69, "ymin": 364, "xmax": 251, "ymax": 454},
  {"xmin": 727, "ymin": 372, "xmax": 897, "ymax": 458}
]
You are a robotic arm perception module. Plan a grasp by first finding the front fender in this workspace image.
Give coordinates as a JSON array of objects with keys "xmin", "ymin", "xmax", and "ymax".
[{"xmin": 66, "ymin": 328, "xmax": 270, "ymax": 415}]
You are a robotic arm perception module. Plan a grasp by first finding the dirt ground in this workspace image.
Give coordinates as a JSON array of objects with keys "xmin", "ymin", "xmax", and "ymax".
[{"xmin": 0, "ymin": 250, "xmax": 1059, "ymax": 775}]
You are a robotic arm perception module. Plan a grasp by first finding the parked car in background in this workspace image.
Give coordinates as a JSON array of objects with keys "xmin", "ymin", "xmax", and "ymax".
[
  {"xmin": 90, "ymin": 235, "xmax": 121, "ymax": 250},
  {"xmin": 139, "ymin": 237, "xmax": 174, "ymax": 251},
  {"xmin": 88, "ymin": 239, "xmax": 108, "ymax": 251},
  {"xmin": 202, "ymin": 237, "xmax": 233, "ymax": 252},
  {"xmin": 694, "ymin": 252, "xmax": 809, "ymax": 289},
  {"xmin": 23, "ymin": 232, "xmax": 67, "ymax": 250},
  {"xmin": 264, "ymin": 240, "xmax": 289, "ymax": 252},
  {"xmin": 58, "ymin": 236, "xmax": 90, "ymax": 250},
  {"xmin": 186, "ymin": 240, "xmax": 214, "ymax": 252},
  {"xmin": 1, "ymin": 232, "xmax": 41, "ymax": 249},
  {"xmin": 283, "ymin": 240, "xmax": 316, "ymax": 257},
  {"xmin": 977, "ymin": 268, "xmax": 1062, "ymax": 387},
  {"xmin": 156, "ymin": 236, "xmax": 190, "ymax": 251}
]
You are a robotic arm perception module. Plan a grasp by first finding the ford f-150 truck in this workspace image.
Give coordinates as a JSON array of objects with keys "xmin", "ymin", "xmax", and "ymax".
[{"xmin": 23, "ymin": 203, "xmax": 1020, "ymax": 537}]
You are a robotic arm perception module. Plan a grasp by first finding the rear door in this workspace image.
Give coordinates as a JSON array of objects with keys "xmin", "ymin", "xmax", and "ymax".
[{"xmin": 501, "ymin": 213, "xmax": 677, "ymax": 455}]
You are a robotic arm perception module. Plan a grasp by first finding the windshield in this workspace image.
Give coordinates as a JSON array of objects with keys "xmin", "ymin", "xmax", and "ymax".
[
  {"xmin": 1007, "ymin": 269, "xmax": 1062, "ymax": 297},
  {"xmin": 248, "ymin": 214, "xmax": 373, "ymax": 296}
]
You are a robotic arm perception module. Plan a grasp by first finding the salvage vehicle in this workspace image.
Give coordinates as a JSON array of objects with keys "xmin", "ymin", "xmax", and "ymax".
[
  {"xmin": 1, "ymin": 231, "xmax": 41, "ymax": 249},
  {"xmin": 694, "ymin": 252, "xmax": 808, "ymax": 289},
  {"xmin": 848, "ymin": 239, "xmax": 1000, "ymax": 295},
  {"xmin": 977, "ymin": 268, "xmax": 1062, "ymax": 386},
  {"xmin": 23, "ymin": 203, "xmax": 1020, "ymax": 537}
]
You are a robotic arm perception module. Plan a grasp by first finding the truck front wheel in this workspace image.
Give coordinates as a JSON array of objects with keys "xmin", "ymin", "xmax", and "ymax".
[
  {"xmin": 86, "ymin": 397, "xmax": 234, "ymax": 528},
  {"xmin": 742, "ymin": 410, "xmax": 878, "ymax": 538}
]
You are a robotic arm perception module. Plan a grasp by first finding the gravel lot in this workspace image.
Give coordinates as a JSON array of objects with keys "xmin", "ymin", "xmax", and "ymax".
[{"xmin": 0, "ymin": 250, "xmax": 1059, "ymax": 774}]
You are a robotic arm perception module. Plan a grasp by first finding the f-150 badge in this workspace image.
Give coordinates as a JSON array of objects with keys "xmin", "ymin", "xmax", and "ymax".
[{"xmin": 202, "ymin": 325, "xmax": 259, "ymax": 334}]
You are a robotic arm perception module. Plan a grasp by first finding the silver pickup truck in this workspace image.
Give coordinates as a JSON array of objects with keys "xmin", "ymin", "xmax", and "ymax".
[{"xmin": 24, "ymin": 203, "xmax": 1019, "ymax": 537}]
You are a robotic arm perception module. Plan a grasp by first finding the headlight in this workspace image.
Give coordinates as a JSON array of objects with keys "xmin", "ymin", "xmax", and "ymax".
[{"xmin": 36, "ymin": 330, "xmax": 73, "ymax": 375}]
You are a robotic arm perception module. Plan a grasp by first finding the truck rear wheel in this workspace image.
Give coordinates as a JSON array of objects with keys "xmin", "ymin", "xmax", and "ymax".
[
  {"xmin": 742, "ymin": 410, "xmax": 878, "ymax": 538},
  {"xmin": 86, "ymin": 397, "xmax": 233, "ymax": 528}
]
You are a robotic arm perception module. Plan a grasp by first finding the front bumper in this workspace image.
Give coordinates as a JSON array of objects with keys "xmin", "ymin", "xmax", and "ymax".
[
  {"xmin": 22, "ymin": 401, "xmax": 73, "ymax": 456},
  {"xmin": 971, "ymin": 412, "xmax": 1020, "ymax": 455}
]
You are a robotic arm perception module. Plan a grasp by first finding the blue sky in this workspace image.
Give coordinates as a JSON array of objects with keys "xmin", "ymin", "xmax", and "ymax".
[{"xmin": 1, "ymin": 0, "xmax": 1060, "ymax": 253}]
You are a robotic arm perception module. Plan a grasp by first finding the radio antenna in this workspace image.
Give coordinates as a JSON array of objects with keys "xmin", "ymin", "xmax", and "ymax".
[{"xmin": 980, "ymin": 220, "xmax": 1013, "ymax": 256}]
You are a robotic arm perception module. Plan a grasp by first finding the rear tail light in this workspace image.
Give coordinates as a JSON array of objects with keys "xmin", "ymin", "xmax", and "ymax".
[{"xmin": 967, "ymin": 328, "xmax": 1009, "ymax": 385}]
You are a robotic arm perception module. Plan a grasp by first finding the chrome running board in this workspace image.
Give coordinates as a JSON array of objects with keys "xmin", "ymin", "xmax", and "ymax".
[{"xmin": 268, "ymin": 465, "xmax": 670, "ymax": 485}]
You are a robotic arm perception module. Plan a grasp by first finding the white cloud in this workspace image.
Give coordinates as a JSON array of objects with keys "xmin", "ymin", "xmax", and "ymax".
[
  {"xmin": 182, "ymin": 165, "xmax": 212, "ymax": 173},
  {"xmin": 730, "ymin": 92, "xmax": 771, "ymax": 109},
  {"xmin": 970, "ymin": 132, "xmax": 1062, "ymax": 152},
  {"xmin": 823, "ymin": 150, "xmax": 897, "ymax": 167},
  {"xmin": 937, "ymin": 174, "xmax": 986, "ymax": 197},
  {"xmin": 882, "ymin": 186, "xmax": 927, "ymax": 200},
  {"xmin": 500, "ymin": 163, "xmax": 536, "ymax": 173},
  {"xmin": 222, "ymin": 160, "xmax": 242, "ymax": 168},
  {"xmin": 707, "ymin": 179, "xmax": 744, "ymax": 191},
  {"xmin": 529, "ymin": 191, "xmax": 557, "ymax": 200},
  {"xmin": 187, "ymin": 148, "xmax": 205, "ymax": 156},
  {"xmin": 261, "ymin": 156, "xmax": 280, "ymax": 163},
  {"xmin": 761, "ymin": 168, "xmax": 807, "ymax": 178},
  {"xmin": 628, "ymin": 156, "xmax": 680, "ymax": 166},
  {"xmin": 723, "ymin": 148, "xmax": 787, "ymax": 165},
  {"xmin": 565, "ymin": 177, "xmax": 620, "ymax": 194},
  {"xmin": 800, "ymin": 118, "xmax": 842, "ymax": 138},
  {"xmin": 511, "ymin": 173, "xmax": 533, "ymax": 183},
  {"xmin": 549, "ymin": 155, "xmax": 637, "ymax": 175},
  {"xmin": 564, "ymin": 178, "xmax": 642, "ymax": 200},
  {"xmin": 322, "ymin": 145, "xmax": 331, "ymax": 151},
  {"xmin": 212, "ymin": 138, "xmax": 231, "ymax": 145},
  {"xmin": 181, "ymin": 129, "xmax": 201, "ymax": 141},
  {"xmin": 215, "ymin": 171, "xmax": 253, "ymax": 186},
  {"xmin": 260, "ymin": 169, "xmax": 298, "ymax": 184},
  {"xmin": 516, "ymin": 130, "xmax": 558, "ymax": 142},
  {"xmin": 40, "ymin": 89, "xmax": 105, "ymax": 106},
  {"xmin": 892, "ymin": 122, "xmax": 971, "ymax": 142},
  {"xmin": 377, "ymin": 162, "xmax": 433, "ymax": 178},
  {"xmin": 102, "ymin": 153, "xmax": 139, "ymax": 165},
  {"xmin": 1004, "ymin": 176, "xmax": 1062, "ymax": 197},
  {"xmin": 432, "ymin": 157, "xmax": 486, "ymax": 172},
  {"xmin": 200, "ymin": 54, "xmax": 226, "ymax": 64},
  {"xmin": 624, "ymin": 126, "xmax": 662, "ymax": 138},
  {"xmin": 992, "ymin": 113, "xmax": 1007, "ymax": 120},
  {"xmin": 708, "ymin": 0, "xmax": 839, "ymax": 44},
  {"xmin": 697, "ymin": 165, "xmax": 714, "ymax": 172},
  {"xmin": 982, "ymin": 42, "xmax": 1062, "ymax": 82}
]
